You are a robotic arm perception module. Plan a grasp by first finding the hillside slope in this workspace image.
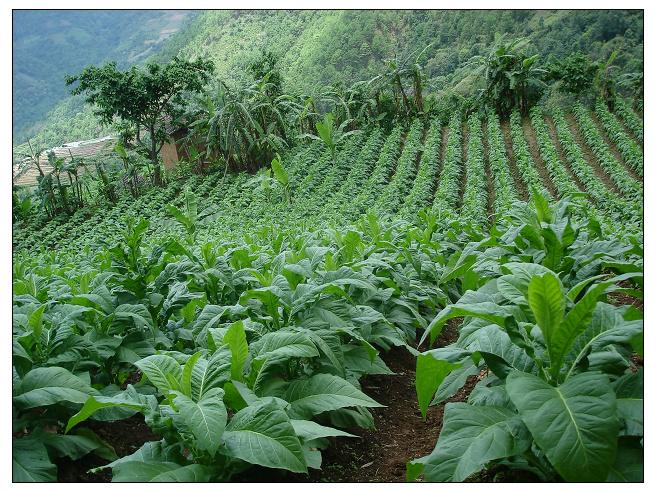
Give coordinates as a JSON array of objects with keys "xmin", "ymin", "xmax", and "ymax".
[{"xmin": 13, "ymin": 9, "xmax": 643, "ymax": 152}]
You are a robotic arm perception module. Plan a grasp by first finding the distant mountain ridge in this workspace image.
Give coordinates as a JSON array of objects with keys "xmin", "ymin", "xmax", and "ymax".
[{"xmin": 12, "ymin": 10, "xmax": 195, "ymax": 141}]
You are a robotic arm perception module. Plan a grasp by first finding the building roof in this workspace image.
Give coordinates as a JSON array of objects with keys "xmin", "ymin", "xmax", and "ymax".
[{"xmin": 13, "ymin": 136, "xmax": 117, "ymax": 187}]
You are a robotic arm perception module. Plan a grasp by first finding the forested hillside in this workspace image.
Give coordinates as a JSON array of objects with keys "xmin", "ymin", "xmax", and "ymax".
[
  {"xmin": 13, "ymin": 9, "xmax": 642, "ymax": 152},
  {"xmin": 12, "ymin": 10, "xmax": 195, "ymax": 142}
]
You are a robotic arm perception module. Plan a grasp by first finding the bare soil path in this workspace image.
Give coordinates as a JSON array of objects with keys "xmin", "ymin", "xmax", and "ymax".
[
  {"xmin": 499, "ymin": 120, "xmax": 529, "ymax": 200},
  {"xmin": 564, "ymin": 114, "xmax": 621, "ymax": 195},
  {"xmin": 521, "ymin": 117, "xmax": 559, "ymax": 198}
]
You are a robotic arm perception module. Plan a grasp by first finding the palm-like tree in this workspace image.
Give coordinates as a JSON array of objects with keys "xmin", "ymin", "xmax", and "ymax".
[{"xmin": 472, "ymin": 37, "xmax": 548, "ymax": 117}]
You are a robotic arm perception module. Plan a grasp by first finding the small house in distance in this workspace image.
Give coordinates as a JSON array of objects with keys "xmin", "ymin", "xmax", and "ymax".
[
  {"xmin": 12, "ymin": 136, "xmax": 117, "ymax": 187},
  {"xmin": 160, "ymin": 124, "xmax": 209, "ymax": 171}
]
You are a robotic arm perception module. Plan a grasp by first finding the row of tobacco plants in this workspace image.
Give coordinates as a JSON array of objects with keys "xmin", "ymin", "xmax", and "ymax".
[{"xmin": 13, "ymin": 182, "xmax": 643, "ymax": 481}]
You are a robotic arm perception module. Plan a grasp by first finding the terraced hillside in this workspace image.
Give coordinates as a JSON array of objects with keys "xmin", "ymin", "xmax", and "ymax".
[
  {"xmin": 14, "ymin": 104, "xmax": 643, "ymax": 258},
  {"xmin": 12, "ymin": 103, "xmax": 643, "ymax": 483}
]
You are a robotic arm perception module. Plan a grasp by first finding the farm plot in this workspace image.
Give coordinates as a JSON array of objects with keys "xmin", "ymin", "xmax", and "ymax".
[{"xmin": 13, "ymin": 106, "xmax": 643, "ymax": 483}]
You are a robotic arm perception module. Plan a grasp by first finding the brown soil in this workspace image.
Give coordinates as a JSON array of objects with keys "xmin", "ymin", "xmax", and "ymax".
[
  {"xmin": 588, "ymin": 112, "xmax": 641, "ymax": 182},
  {"xmin": 481, "ymin": 120, "xmax": 496, "ymax": 221},
  {"xmin": 457, "ymin": 123, "xmax": 470, "ymax": 211},
  {"xmin": 499, "ymin": 120, "xmax": 529, "ymax": 200},
  {"xmin": 56, "ymin": 415, "xmax": 158, "ymax": 483},
  {"xmin": 564, "ymin": 114, "xmax": 620, "ymax": 194},
  {"xmin": 543, "ymin": 116, "xmax": 588, "ymax": 195},
  {"xmin": 520, "ymin": 118, "xmax": 559, "ymax": 199}
]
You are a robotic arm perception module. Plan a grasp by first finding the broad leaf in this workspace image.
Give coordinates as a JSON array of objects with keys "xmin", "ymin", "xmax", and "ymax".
[
  {"xmin": 285, "ymin": 373, "xmax": 382, "ymax": 419},
  {"xmin": 506, "ymin": 370, "xmax": 618, "ymax": 482},
  {"xmin": 222, "ymin": 400, "xmax": 307, "ymax": 473},
  {"xmin": 173, "ymin": 388, "xmax": 227, "ymax": 456},
  {"xmin": 420, "ymin": 403, "xmax": 531, "ymax": 481}
]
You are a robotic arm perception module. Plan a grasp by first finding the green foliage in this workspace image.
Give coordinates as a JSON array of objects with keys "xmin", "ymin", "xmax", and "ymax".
[
  {"xmin": 547, "ymin": 52, "xmax": 598, "ymax": 95},
  {"xmin": 66, "ymin": 56, "xmax": 215, "ymax": 183},
  {"xmin": 475, "ymin": 37, "xmax": 548, "ymax": 117},
  {"xmin": 411, "ymin": 195, "xmax": 643, "ymax": 482}
]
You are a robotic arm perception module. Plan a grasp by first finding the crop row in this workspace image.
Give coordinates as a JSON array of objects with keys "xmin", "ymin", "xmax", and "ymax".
[
  {"xmin": 431, "ymin": 113, "xmax": 462, "ymax": 215},
  {"xmin": 614, "ymin": 98, "xmax": 643, "ymax": 144},
  {"xmin": 460, "ymin": 114, "xmax": 488, "ymax": 224},
  {"xmin": 529, "ymin": 107, "xmax": 580, "ymax": 198},
  {"xmin": 594, "ymin": 100, "xmax": 643, "ymax": 176},
  {"xmin": 509, "ymin": 110, "xmax": 550, "ymax": 198},
  {"xmin": 572, "ymin": 103, "xmax": 642, "ymax": 197},
  {"xmin": 399, "ymin": 120, "xmax": 442, "ymax": 219},
  {"xmin": 349, "ymin": 126, "xmax": 403, "ymax": 216},
  {"xmin": 374, "ymin": 119, "xmax": 424, "ymax": 216},
  {"xmin": 485, "ymin": 112, "xmax": 518, "ymax": 216}
]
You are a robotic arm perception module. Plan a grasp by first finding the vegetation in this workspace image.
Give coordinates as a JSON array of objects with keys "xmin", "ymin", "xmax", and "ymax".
[{"xmin": 12, "ymin": 9, "xmax": 643, "ymax": 485}]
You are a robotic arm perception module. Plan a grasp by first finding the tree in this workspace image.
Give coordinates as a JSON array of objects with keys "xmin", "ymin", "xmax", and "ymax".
[
  {"xmin": 473, "ymin": 37, "xmax": 548, "ymax": 117},
  {"xmin": 547, "ymin": 52, "xmax": 598, "ymax": 96},
  {"xmin": 66, "ymin": 57, "xmax": 214, "ymax": 185},
  {"xmin": 593, "ymin": 50, "xmax": 619, "ymax": 110}
]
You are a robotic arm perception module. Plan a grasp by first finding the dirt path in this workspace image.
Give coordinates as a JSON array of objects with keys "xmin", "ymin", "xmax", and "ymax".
[
  {"xmin": 481, "ymin": 120, "xmax": 496, "ymax": 220},
  {"xmin": 588, "ymin": 112, "xmax": 642, "ymax": 182},
  {"xmin": 499, "ymin": 120, "xmax": 529, "ymax": 200},
  {"xmin": 521, "ymin": 117, "xmax": 559, "ymax": 198},
  {"xmin": 564, "ymin": 114, "xmax": 621, "ymax": 195},
  {"xmin": 543, "ymin": 116, "xmax": 587, "ymax": 194}
]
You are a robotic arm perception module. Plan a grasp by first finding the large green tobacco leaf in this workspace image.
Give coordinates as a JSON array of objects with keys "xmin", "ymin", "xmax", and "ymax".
[
  {"xmin": 527, "ymin": 271, "xmax": 565, "ymax": 365},
  {"xmin": 549, "ymin": 273, "xmax": 642, "ymax": 375},
  {"xmin": 190, "ymin": 347, "xmax": 232, "ymax": 402},
  {"xmin": 135, "ymin": 354, "xmax": 183, "ymax": 394},
  {"xmin": 13, "ymin": 437, "xmax": 57, "ymax": 482},
  {"xmin": 13, "ymin": 366, "xmax": 98, "ymax": 408},
  {"xmin": 290, "ymin": 419, "xmax": 357, "ymax": 441},
  {"xmin": 66, "ymin": 386, "xmax": 154, "ymax": 432},
  {"xmin": 416, "ymin": 351, "xmax": 463, "ymax": 418},
  {"xmin": 418, "ymin": 403, "xmax": 531, "ymax": 482},
  {"xmin": 38, "ymin": 428, "xmax": 117, "ymax": 461},
  {"xmin": 223, "ymin": 320, "xmax": 248, "ymax": 380},
  {"xmin": 113, "ymin": 303, "xmax": 154, "ymax": 333},
  {"xmin": 148, "ymin": 464, "xmax": 214, "ymax": 482},
  {"xmin": 252, "ymin": 331, "xmax": 319, "ymax": 360},
  {"xmin": 172, "ymin": 388, "xmax": 227, "ymax": 456},
  {"xmin": 460, "ymin": 324, "xmax": 536, "ymax": 378},
  {"xmin": 565, "ymin": 303, "xmax": 643, "ymax": 378},
  {"xmin": 506, "ymin": 370, "xmax": 619, "ymax": 482},
  {"xmin": 222, "ymin": 400, "xmax": 307, "ymax": 473},
  {"xmin": 285, "ymin": 373, "xmax": 382, "ymax": 419},
  {"xmin": 422, "ymin": 291, "xmax": 512, "ymax": 345}
]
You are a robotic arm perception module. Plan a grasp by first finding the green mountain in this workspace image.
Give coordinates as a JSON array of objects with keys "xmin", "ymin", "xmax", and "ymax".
[
  {"xmin": 12, "ymin": 10, "xmax": 195, "ymax": 142},
  {"xmin": 13, "ymin": 9, "xmax": 642, "ymax": 152}
]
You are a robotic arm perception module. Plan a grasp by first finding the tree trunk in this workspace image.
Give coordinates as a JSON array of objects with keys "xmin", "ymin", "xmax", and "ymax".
[{"xmin": 149, "ymin": 124, "xmax": 163, "ymax": 187}]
